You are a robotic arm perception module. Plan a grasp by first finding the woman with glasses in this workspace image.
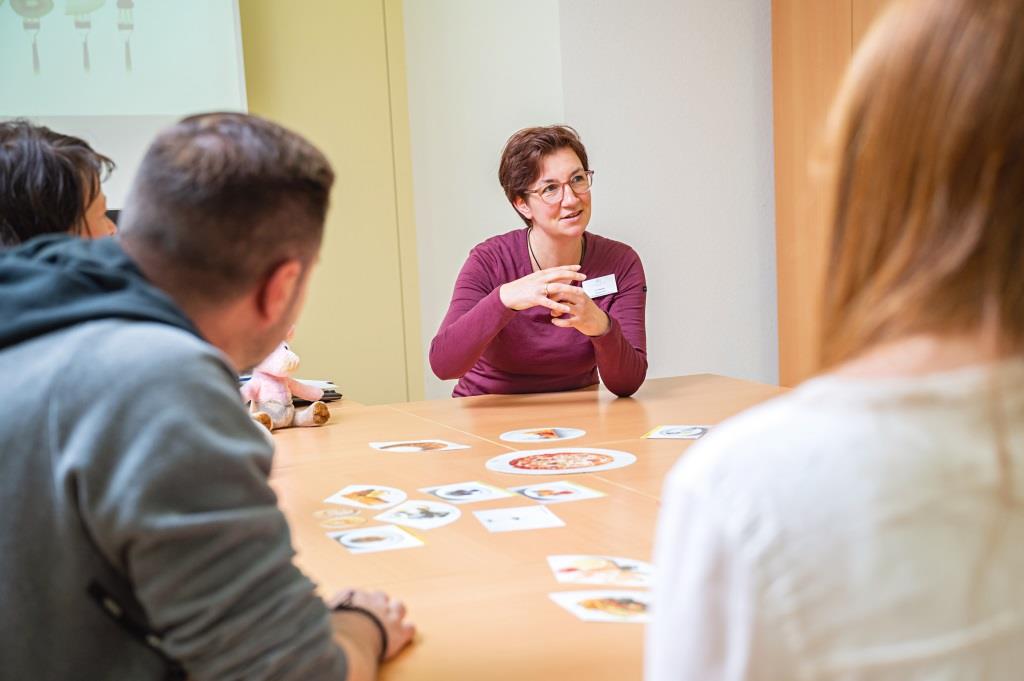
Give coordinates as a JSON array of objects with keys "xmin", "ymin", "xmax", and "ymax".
[
  {"xmin": 648, "ymin": 1, "xmax": 1024, "ymax": 678},
  {"xmin": 430, "ymin": 125, "xmax": 647, "ymax": 397}
]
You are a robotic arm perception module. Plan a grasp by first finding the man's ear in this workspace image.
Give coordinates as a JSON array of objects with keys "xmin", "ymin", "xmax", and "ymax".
[
  {"xmin": 256, "ymin": 258, "xmax": 304, "ymax": 326},
  {"xmin": 513, "ymin": 196, "xmax": 533, "ymax": 223}
]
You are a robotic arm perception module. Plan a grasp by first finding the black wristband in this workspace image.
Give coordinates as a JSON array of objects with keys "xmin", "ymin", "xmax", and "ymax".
[{"xmin": 332, "ymin": 600, "xmax": 389, "ymax": 664}]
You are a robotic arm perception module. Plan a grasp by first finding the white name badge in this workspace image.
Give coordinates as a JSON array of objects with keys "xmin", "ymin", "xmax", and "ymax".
[{"xmin": 582, "ymin": 274, "xmax": 618, "ymax": 299}]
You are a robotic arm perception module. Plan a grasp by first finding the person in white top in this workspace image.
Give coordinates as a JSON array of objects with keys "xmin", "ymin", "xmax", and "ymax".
[{"xmin": 647, "ymin": 1, "xmax": 1024, "ymax": 679}]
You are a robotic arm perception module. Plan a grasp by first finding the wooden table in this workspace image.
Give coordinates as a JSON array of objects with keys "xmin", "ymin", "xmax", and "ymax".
[{"xmin": 270, "ymin": 374, "xmax": 785, "ymax": 680}]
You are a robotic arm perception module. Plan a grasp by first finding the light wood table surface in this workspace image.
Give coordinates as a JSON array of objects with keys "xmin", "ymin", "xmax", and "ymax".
[{"xmin": 270, "ymin": 374, "xmax": 785, "ymax": 681}]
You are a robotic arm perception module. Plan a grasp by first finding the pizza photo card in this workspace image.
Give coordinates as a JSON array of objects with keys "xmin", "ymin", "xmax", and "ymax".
[{"xmin": 485, "ymin": 448, "xmax": 637, "ymax": 476}]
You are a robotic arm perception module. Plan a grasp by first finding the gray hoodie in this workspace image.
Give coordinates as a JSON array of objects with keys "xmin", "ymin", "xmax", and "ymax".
[{"xmin": 0, "ymin": 236, "xmax": 347, "ymax": 680}]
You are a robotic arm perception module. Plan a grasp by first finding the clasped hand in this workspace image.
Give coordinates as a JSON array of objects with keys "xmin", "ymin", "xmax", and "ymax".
[{"xmin": 498, "ymin": 265, "xmax": 609, "ymax": 337}]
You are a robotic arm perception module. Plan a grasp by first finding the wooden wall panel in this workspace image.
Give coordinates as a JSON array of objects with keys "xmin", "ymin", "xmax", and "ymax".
[
  {"xmin": 772, "ymin": 0, "xmax": 852, "ymax": 385},
  {"xmin": 772, "ymin": 0, "xmax": 892, "ymax": 385}
]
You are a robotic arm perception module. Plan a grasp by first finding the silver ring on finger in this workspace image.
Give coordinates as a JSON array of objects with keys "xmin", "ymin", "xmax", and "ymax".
[{"xmin": 544, "ymin": 283, "xmax": 549, "ymax": 296}]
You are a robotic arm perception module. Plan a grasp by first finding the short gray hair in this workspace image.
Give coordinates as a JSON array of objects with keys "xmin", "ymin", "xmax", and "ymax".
[{"xmin": 119, "ymin": 112, "xmax": 334, "ymax": 301}]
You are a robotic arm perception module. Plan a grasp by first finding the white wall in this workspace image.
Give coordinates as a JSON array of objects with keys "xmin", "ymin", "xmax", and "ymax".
[
  {"xmin": 559, "ymin": 0, "xmax": 778, "ymax": 385},
  {"xmin": 403, "ymin": 0, "xmax": 565, "ymax": 398},
  {"xmin": 404, "ymin": 0, "xmax": 777, "ymax": 398}
]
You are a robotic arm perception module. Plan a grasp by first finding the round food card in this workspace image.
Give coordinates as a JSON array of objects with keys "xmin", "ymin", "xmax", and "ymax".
[{"xmin": 485, "ymin": 447, "xmax": 636, "ymax": 475}]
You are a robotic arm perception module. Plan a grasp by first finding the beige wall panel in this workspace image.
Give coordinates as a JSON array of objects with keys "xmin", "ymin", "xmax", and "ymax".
[
  {"xmin": 382, "ymin": 0, "xmax": 425, "ymax": 402},
  {"xmin": 239, "ymin": 0, "xmax": 418, "ymax": 404},
  {"xmin": 772, "ymin": 0, "xmax": 852, "ymax": 385}
]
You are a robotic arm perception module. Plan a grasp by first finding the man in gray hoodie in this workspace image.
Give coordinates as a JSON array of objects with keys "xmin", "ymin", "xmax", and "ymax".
[{"xmin": 0, "ymin": 114, "xmax": 414, "ymax": 680}]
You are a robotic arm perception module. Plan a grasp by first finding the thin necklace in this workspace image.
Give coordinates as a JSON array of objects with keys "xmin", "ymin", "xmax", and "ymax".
[{"xmin": 527, "ymin": 227, "xmax": 587, "ymax": 272}]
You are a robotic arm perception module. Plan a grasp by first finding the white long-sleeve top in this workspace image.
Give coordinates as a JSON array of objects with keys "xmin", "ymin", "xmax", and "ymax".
[{"xmin": 647, "ymin": 360, "xmax": 1024, "ymax": 681}]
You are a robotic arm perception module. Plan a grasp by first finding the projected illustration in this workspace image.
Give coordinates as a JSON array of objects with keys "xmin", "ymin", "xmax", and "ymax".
[
  {"xmin": 4, "ymin": 0, "xmax": 136, "ymax": 74},
  {"xmin": 0, "ymin": 0, "xmax": 244, "ymax": 119},
  {"xmin": 66, "ymin": 0, "xmax": 105, "ymax": 72},
  {"xmin": 117, "ymin": 0, "xmax": 132, "ymax": 71},
  {"xmin": 10, "ymin": 0, "xmax": 54, "ymax": 74}
]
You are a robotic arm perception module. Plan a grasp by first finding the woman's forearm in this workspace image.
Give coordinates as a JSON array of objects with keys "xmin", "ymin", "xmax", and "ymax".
[
  {"xmin": 591, "ymin": 314, "xmax": 648, "ymax": 396},
  {"xmin": 429, "ymin": 288, "xmax": 516, "ymax": 379}
]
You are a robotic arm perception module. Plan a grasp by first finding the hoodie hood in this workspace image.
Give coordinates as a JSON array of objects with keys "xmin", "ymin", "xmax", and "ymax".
[{"xmin": 0, "ymin": 235, "xmax": 200, "ymax": 351}]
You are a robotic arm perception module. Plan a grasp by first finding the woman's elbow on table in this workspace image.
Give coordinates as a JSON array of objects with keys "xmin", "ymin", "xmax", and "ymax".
[
  {"xmin": 607, "ymin": 382, "xmax": 642, "ymax": 398},
  {"xmin": 604, "ymin": 349, "xmax": 649, "ymax": 397},
  {"xmin": 604, "ymin": 367, "xmax": 647, "ymax": 398}
]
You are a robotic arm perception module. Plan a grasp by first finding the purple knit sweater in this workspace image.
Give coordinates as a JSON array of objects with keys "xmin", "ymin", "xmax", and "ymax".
[{"xmin": 430, "ymin": 228, "xmax": 648, "ymax": 397}]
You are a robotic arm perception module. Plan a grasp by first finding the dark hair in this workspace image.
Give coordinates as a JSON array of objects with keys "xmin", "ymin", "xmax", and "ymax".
[
  {"xmin": 0, "ymin": 119, "xmax": 114, "ymax": 247},
  {"xmin": 118, "ymin": 112, "xmax": 335, "ymax": 303},
  {"xmin": 498, "ymin": 125, "xmax": 589, "ymax": 226}
]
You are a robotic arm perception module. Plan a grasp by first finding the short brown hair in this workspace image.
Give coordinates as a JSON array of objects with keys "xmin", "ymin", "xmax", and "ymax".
[
  {"xmin": 818, "ymin": 0, "xmax": 1024, "ymax": 368},
  {"xmin": 119, "ymin": 112, "xmax": 334, "ymax": 302},
  {"xmin": 498, "ymin": 125, "xmax": 589, "ymax": 226},
  {"xmin": 0, "ymin": 120, "xmax": 114, "ymax": 247}
]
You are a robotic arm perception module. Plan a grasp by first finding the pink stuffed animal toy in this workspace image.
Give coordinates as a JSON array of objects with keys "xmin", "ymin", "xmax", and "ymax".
[{"xmin": 241, "ymin": 334, "xmax": 330, "ymax": 431}]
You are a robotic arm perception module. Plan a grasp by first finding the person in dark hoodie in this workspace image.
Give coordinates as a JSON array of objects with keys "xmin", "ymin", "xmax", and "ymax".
[
  {"xmin": 0, "ymin": 113, "xmax": 414, "ymax": 680},
  {"xmin": 0, "ymin": 119, "xmax": 118, "ymax": 247}
]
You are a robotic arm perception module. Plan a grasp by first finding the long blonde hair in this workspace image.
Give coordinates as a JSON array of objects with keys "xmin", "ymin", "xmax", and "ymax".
[{"xmin": 819, "ymin": 0, "xmax": 1024, "ymax": 369}]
